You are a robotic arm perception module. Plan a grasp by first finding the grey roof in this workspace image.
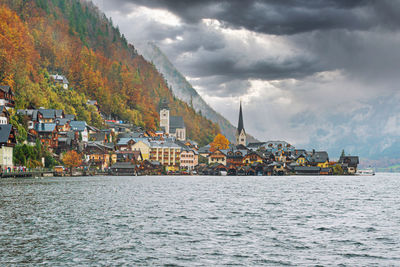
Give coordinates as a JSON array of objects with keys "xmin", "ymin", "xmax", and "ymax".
[
  {"xmin": 310, "ymin": 151, "xmax": 329, "ymax": 163},
  {"xmin": 0, "ymin": 124, "xmax": 12, "ymax": 143},
  {"xmin": 149, "ymin": 141, "xmax": 181, "ymax": 149},
  {"xmin": 339, "ymin": 156, "xmax": 359, "ymax": 166},
  {"xmin": 90, "ymin": 132, "xmax": 107, "ymax": 142},
  {"xmin": 110, "ymin": 162, "xmax": 136, "ymax": 169},
  {"xmin": 117, "ymin": 138, "xmax": 135, "ymax": 146},
  {"xmin": 169, "ymin": 116, "xmax": 185, "ymax": 133},
  {"xmin": 55, "ymin": 118, "xmax": 70, "ymax": 126},
  {"xmin": 175, "ymin": 140, "xmax": 198, "ymax": 154},
  {"xmin": 70, "ymin": 121, "xmax": 87, "ymax": 132},
  {"xmin": 223, "ymin": 149, "xmax": 249, "ymax": 157},
  {"xmin": 198, "ymin": 144, "xmax": 211, "ymax": 154},
  {"xmin": 247, "ymin": 142, "xmax": 266, "ymax": 149},
  {"xmin": 17, "ymin": 109, "xmax": 38, "ymax": 121},
  {"xmin": 50, "ymin": 74, "xmax": 69, "ymax": 84},
  {"xmin": 0, "ymin": 85, "xmax": 13, "ymax": 94},
  {"xmin": 294, "ymin": 166, "xmax": 321, "ymax": 171},
  {"xmin": 35, "ymin": 123, "xmax": 56, "ymax": 133},
  {"xmin": 38, "ymin": 109, "xmax": 63, "ymax": 119},
  {"xmin": 65, "ymin": 114, "xmax": 75, "ymax": 120}
]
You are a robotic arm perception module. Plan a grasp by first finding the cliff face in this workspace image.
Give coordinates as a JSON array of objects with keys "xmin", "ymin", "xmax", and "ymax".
[
  {"xmin": 0, "ymin": 0, "xmax": 219, "ymax": 145},
  {"xmin": 137, "ymin": 42, "xmax": 258, "ymax": 143}
]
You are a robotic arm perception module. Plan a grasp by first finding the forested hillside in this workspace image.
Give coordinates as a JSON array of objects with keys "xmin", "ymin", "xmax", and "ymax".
[{"xmin": 0, "ymin": 0, "xmax": 219, "ymax": 145}]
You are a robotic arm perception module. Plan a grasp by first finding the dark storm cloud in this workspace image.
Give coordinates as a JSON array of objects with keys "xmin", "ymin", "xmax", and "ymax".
[
  {"xmin": 178, "ymin": 54, "xmax": 319, "ymax": 81},
  {"xmin": 97, "ymin": 0, "xmax": 400, "ymax": 35}
]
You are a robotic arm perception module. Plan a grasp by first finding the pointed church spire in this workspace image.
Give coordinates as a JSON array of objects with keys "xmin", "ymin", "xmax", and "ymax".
[
  {"xmin": 236, "ymin": 101, "xmax": 247, "ymax": 146},
  {"xmin": 237, "ymin": 101, "xmax": 245, "ymax": 134}
]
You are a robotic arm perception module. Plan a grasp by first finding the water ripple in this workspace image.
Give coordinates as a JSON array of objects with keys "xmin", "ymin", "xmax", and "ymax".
[{"xmin": 1, "ymin": 174, "xmax": 400, "ymax": 266}]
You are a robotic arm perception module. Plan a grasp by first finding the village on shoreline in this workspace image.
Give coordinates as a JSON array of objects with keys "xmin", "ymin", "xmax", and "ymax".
[{"xmin": 0, "ymin": 82, "xmax": 360, "ymax": 178}]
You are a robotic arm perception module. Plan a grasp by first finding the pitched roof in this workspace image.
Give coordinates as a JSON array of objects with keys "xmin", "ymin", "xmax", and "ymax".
[
  {"xmin": 64, "ymin": 114, "xmax": 75, "ymax": 120},
  {"xmin": 0, "ymin": 124, "xmax": 12, "ymax": 143},
  {"xmin": 117, "ymin": 138, "xmax": 135, "ymax": 146},
  {"xmin": 339, "ymin": 156, "xmax": 359, "ymax": 165},
  {"xmin": 110, "ymin": 162, "xmax": 137, "ymax": 169},
  {"xmin": 0, "ymin": 85, "xmax": 13, "ymax": 95},
  {"xmin": 55, "ymin": 118, "xmax": 70, "ymax": 126},
  {"xmin": 50, "ymin": 74, "xmax": 69, "ymax": 84},
  {"xmin": 35, "ymin": 123, "xmax": 56, "ymax": 133},
  {"xmin": 69, "ymin": 121, "xmax": 87, "ymax": 131},
  {"xmin": 169, "ymin": 116, "xmax": 185, "ymax": 133},
  {"xmin": 310, "ymin": 151, "xmax": 329, "ymax": 163},
  {"xmin": 247, "ymin": 142, "xmax": 266, "ymax": 149},
  {"xmin": 198, "ymin": 144, "xmax": 211, "ymax": 154},
  {"xmin": 38, "ymin": 109, "xmax": 64, "ymax": 119},
  {"xmin": 150, "ymin": 141, "xmax": 181, "ymax": 149}
]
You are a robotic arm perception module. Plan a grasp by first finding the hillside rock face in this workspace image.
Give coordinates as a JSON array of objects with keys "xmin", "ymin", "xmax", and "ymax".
[{"xmin": 137, "ymin": 42, "xmax": 258, "ymax": 143}]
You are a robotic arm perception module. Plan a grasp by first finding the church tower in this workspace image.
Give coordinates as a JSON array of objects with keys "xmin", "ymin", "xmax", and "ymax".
[
  {"xmin": 236, "ymin": 101, "xmax": 247, "ymax": 146},
  {"xmin": 159, "ymin": 98, "xmax": 170, "ymax": 134}
]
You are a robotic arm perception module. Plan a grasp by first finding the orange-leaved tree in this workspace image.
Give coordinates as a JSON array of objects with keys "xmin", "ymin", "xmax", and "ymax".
[
  {"xmin": 210, "ymin": 133, "xmax": 230, "ymax": 152},
  {"xmin": 63, "ymin": 151, "xmax": 82, "ymax": 173}
]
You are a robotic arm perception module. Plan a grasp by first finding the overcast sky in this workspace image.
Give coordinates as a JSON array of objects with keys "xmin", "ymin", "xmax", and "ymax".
[{"xmin": 92, "ymin": 0, "xmax": 400, "ymax": 158}]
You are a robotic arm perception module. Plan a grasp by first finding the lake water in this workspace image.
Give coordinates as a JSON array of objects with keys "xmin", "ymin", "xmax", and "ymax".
[{"xmin": 1, "ymin": 174, "xmax": 400, "ymax": 266}]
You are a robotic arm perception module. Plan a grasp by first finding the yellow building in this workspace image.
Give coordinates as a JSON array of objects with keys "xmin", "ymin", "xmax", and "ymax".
[
  {"xmin": 132, "ymin": 140, "xmax": 151, "ymax": 160},
  {"xmin": 242, "ymin": 151, "xmax": 263, "ymax": 164},
  {"xmin": 208, "ymin": 150, "xmax": 227, "ymax": 166},
  {"xmin": 149, "ymin": 141, "xmax": 181, "ymax": 171},
  {"xmin": 309, "ymin": 151, "xmax": 329, "ymax": 168},
  {"xmin": 296, "ymin": 155, "xmax": 307, "ymax": 166}
]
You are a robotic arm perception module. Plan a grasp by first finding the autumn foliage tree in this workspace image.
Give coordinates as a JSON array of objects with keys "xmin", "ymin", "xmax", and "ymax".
[
  {"xmin": 63, "ymin": 150, "xmax": 82, "ymax": 172},
  {"xmin": 210, "ymin": 133, "xmax": 230, "ymax": 152}
]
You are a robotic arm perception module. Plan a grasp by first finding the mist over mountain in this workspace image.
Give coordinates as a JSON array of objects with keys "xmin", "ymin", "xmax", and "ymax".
[{"xmin": 136, "ymin": 41, "xmax": 258, "ymax": 143}]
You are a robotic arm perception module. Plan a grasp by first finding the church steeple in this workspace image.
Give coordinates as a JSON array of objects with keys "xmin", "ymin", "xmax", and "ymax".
[
  {"xmin": 236, "ymin": 101, "xmax": 247, "ymax": 146},
  {"xmin": 237, "ymin": 101, "xmax": 244, "ymax": 134}
]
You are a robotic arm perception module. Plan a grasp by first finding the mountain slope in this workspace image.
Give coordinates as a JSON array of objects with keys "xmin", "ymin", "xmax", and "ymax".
[
  {"xmin": 136, "ymin": 42, "xmax": 258, "ymax": 143},
  {"xmin": 0, "ymin": 0, "xmax": 219, "ymax": 145}
]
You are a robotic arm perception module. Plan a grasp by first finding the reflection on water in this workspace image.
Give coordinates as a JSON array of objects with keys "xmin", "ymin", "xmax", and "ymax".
[{"xmin": 1, "ymin": 174, "xmax": 400, "ymax": 265}]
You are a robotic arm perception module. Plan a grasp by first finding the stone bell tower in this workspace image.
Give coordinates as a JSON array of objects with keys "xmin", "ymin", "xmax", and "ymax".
[{"xmin": 159, "ymin": 98, "xmax": 170, "ymax": 134}]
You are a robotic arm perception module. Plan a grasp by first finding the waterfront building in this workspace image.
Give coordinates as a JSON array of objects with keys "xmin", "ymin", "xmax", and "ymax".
[
  {"xmin": 309, "ymin": 151, "xmax": 329, "ymax": 168},
  {"xmin": 149, "ymin": 141, "xmax": 181, "ymax": 171},
  {"xmin": 242, "ymin": 151, "xmax": 264, "ymax": 165},
  {"xmin": 131, "ymin": 140, "xmax": 151, "ymax": 160},
  {"xmin": 208, "ymin": 149, "xmax": 227, "ymax": 165},
  {"xmin": 180, "ymin": 147, "xmax": 198, "ymax": 171},
  {"xmin": 84, "ymin": 142, "xmax": 115, "ymax": 170},
  {"xmin": 0, "ymin": 124, "xmax": 16, "ymax": 169},
  {"xmin": 338, "ymin": 155, "xmax": 359, "ymax": 174}
]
